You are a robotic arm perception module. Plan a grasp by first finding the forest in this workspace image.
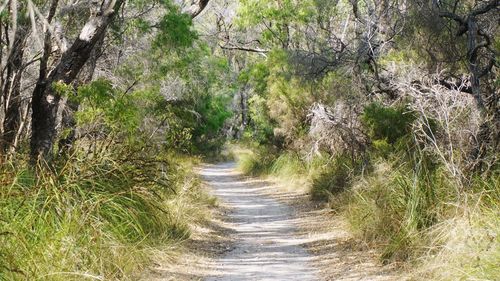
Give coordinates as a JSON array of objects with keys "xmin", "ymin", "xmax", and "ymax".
[{"xmin": 0, "ymin": 0, "xmax": 498, "ymax": 280}]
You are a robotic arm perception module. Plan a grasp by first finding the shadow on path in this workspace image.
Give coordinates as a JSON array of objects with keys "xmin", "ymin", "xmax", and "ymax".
[{"xmin": 200, "ymin": 162, "xmax": 319, "ymax": 281}]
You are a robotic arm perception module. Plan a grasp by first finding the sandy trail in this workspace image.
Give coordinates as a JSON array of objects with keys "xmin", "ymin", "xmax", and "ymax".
[{"xmin": 199, "ymin": 162, "xmax": 319, "ymax": 281}]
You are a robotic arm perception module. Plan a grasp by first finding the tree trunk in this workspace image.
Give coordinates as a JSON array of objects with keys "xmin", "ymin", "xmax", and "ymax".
[
  {"xmin": 30, "ymin": 0, "xmax": 124, "ymax": 161},
  {"xmin": 30, "ymin": 0, "xmax": 212, "ymax": 161},
  {"xmin": 2, "ymin": 24, "xmax": 29, "ymax": 153},
  {"xmin": 466, "ymin": 17, "xmax": 485, "ymax": 111},
  {"xmin": 58, "ymin": 35, "xmax": 104, "ymax": 155}
]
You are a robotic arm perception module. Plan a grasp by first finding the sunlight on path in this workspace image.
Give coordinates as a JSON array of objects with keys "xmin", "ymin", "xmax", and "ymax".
[{"xmin": 199, "ymin": 162, "xmax": 319, "ymax": 281}]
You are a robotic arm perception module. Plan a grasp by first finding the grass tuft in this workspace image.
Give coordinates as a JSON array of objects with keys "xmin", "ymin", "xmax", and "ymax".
[{"xmin": 0, "ymin": 151, "xmax": 212, "ymax": 280}]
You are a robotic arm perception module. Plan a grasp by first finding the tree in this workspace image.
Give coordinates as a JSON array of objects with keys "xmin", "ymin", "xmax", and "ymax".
[
  {"xmin": 436, "ymin": 0, "xmax": 499, "ymax": 170},
  {"xmin": 0, "ymin": 1, "xmax": 31, "ymax": 155},
  {"xmin": 29, "ymin": 0, "xmax": 211, "ymax": 161}
]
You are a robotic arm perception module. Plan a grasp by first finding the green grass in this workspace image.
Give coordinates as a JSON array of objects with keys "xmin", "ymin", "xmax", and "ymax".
[
  {"xmin": 0, "ymin": 152, "xmax": 212, "ymax": 280},
  {"xmin": 233, "ymin": 142, "xmax": 500, "ymax": 279},
  {"xmin": 233, "ymin": 145, "xmax": 277, "ymax": 176},
  {"xmin": 340, "ymin": 159, "xmax": 499, "ymax": 279},
  {"xmin": 234, "ymin": 146, "xmax": 309, "ymax": 190},
  {"xmin": 342, "ymin": 157, "xmax": 456, "ymax": 259},
  {"xmin": 309, "ymin": 154, "xmax": 362, "ymax": 201}
]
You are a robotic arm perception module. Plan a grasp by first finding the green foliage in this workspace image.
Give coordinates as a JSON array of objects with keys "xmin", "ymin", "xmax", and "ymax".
[
  {"xmin": 145, "ymin": 40, "xmax": 235, "ymax": 154},
  {"xmin": 191, "ymin": 94, "xmax": 233, "ymax": 153},
  {"xmin": 0, "ymin": 151, "xmax": 210, "ymax": 280},
  {"xmin": 237, "ymin": 0, "xmax": 315, "ymax": 45},
  {"xmin": 263, "ymin": 71, "xmax": 313, "ymax": 142},
  {"xmin": 3, "ymin": 0, "xmax": 498, "ymax": 278},
  {"xmin": 246, "ymin": 95, "xmax": 275, "ymax": 144},
  {"xmin": 52, "ymin": 81, "xmax": 74, "ymax": 97},
  {"xmin": 361, "ymin": 103, "xmax": 416, "ymax": 145},
  {"xmin": 153, "ymin": 12, "xmax": 197, "ymax": 51},
  {"xmin": 310, "ymin": 155, "xmax": 362, "ymax": 201},
  {"xmin": 75, "ymin": 79, "xmax": 150, "ymax": 139},
  {"xmin": 238, "ymin": 62, "xmax": 270, "ymax": 95},
  {"xmin": 156, "ymin": 91, "xmax": 232, "ymax": 154}
]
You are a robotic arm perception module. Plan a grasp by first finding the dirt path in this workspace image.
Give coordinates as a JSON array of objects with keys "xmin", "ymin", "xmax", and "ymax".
[
  {"xmin": 199, "ymin": 162, "xmax": 319, "ymax": 281},
  {"xmin": 145, "ymin": 161, "xmax": 400, "ymax": 280}
]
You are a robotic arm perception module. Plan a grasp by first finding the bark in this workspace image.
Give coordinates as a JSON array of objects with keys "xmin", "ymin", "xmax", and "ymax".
[
  {"xmin": 466, "ymin": 18, "xmax": 484, "ymax": 110},
  {"xmin": 30, "ymin": 0, "xmax": 212, "ymax": 161},
  {"xmin": 2, "ymin": 24, "xmax": 29, "ymax": 153},
  {"xmin": 30, "ymin": 0, "xmax": 124, "ymax": 161},
  {"xmin": 184, "ymin": 0, "xmax": 210, "ymax": 18}
]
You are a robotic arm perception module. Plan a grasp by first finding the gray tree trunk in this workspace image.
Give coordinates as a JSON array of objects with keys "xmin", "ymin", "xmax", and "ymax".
[{"xmin": 2, "ymin": 24, "xmax": 29, "ymax": 153}]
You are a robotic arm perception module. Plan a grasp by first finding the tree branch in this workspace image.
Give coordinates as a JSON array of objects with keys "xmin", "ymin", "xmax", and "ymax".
[
  {"xmin": 470, "ymin": 0, "xmax": 499, "ymax": 17},
  {"xmin": 184, "ymin": 0, "xmax": 210, "ymax": 18},
  {"xmin": 219, "ymin": 44, "xmax": 269, "ymax": 56}
]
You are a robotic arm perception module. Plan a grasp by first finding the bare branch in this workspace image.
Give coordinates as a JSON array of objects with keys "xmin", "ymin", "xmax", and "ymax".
[
  {"xmin": 219, "ymin": 43, "xmax": 269, "ymax": 56},
  {"xmin": 470, "ymin": 0, "xmax": 499, "ymax": 17}
]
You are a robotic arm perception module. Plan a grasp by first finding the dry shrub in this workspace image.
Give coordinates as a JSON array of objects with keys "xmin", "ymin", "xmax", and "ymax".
[
  {"xmin": 307, "ymin": 102, "xmax": 367, "ymax": 159},
  {"xmin": 399, "ymin": 76, "xmax": 481, "ymax": 184}
]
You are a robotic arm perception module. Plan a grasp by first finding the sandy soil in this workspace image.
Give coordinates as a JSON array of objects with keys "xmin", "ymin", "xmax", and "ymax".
[
  {"xmin": 201, "ymin": 162, "xmax": 319, "ymax": 281},
  {"xmin": 145, "ymin": 161, "xmax": 402, "ymax": 281}
]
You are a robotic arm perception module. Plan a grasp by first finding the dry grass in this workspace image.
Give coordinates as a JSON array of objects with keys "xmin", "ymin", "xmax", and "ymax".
[
  {"xmin": 142, "ymin": 184, "xmax": 236, "ymax": 281},
  {"xmin": 411, "ymin": 199, "xmax": 500, "ymax": 280},
  {"xmin": 258, "ymin": 178, "xmax": 403, "ymax": 280}
]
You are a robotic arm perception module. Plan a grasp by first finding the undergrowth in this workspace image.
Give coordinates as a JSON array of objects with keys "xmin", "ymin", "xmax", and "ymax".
[
  {"xmin": 236, "ymin": 143, "xmax": 499, "ymax": 280},
  {"xmin": 0, "ymin": 150, "xmax": 212, "ymax": 280},
  {"xmin": 233, "ymin": 100, "xmax": 499, "ymax": 280}
]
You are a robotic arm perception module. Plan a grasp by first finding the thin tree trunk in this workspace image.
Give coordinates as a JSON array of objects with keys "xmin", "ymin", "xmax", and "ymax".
[
  {"xmin": 2, "ymin": 24, "xmax": 29, "ymax": 153},
  {"xmin": 30, "ymin": 0, "xmax": 124, "ymax": 161},
  {"xmin": 466, "ymin": 18, "xmax": 485, "ymax": 111}
]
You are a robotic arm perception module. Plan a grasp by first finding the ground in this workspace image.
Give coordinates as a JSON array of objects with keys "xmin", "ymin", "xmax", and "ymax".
[{"xmin": 144, "ymin": 162, "xmax": 402, "ymax": 280}]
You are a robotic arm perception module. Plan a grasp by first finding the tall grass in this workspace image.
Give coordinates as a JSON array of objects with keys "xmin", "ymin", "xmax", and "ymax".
[
  {"xmin": 310, "ymin": 154, "xmax": 362, "ymax": 201},
  {"xmin": 234, "ymin": 141, "xmax": 499, "ymax": 279},
  {"xmin": 341, "ymin": 160, "xmax": 447, "ymax": 260},
  {"xmin": 234, "ymin": 145, "xmax": 311, "ymax": 191},
  {"xmin": 234, "ymin": 145, "xmax": 277, "ymax": 176},
  {"xmin": 268, "ymin": 152, "xmax": 307, "ymax": 187},
  {"xmin": 415, "ymin": 203, "xmax": 500, "ymax": 280},
  {"xmin": 330, "ymin": 156, "xmax": 499, "ymax": 280},
  {"xmin": 0, "ymin": 151, "xmax": 211, "ymax": 280}
]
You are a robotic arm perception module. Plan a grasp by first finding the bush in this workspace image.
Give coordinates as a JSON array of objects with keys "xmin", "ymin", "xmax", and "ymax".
[
  {"xmin": 236, "ymin": 146, "xmax": 278, "ymax": 176},
  {"xmin": 269, "ymin": 152, "xmax": 305, "ymax": 180},
  {"xmin": 310, "ymin": 155, "xmax": 361, "ymax": 201},
  {"xmin": 361, "ymin": 103, "xmax": 415, "ymax": 145},
  {"xmin": 0, "ymin": 151, "xmax": 210, "ymax": 280},
  {"xmin": 343, "ymin": 156, "xmax": 456, "ymax": 263}
]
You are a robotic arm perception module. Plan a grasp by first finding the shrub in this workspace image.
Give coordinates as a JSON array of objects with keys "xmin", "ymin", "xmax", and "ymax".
[
  {"xmin": 310, "ymin": 155, "xmax": 361, "ymax": 201},
  {"xmin": 270, "ymin": 152, "xmax": 305, "ymax": 179},
  {"xmin": 361, "ymin": 103, "xmax": 416, "ymax": 145},
  {"xmin": 0, "ymin": 151, "xmax": 210, "ymax": 280},
  {"xmin": 236, "ymin": 146, "xmax": 278, "ymax": 176},
  {"xmin": 343, "ymin": 156, "xmax": 456, "ymax": 263}
]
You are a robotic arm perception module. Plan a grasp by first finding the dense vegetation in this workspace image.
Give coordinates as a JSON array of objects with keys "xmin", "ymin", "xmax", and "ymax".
[
  {"xmin": 226, "ymin": 0, "xmax": 498, "ymax": 279},
  {"xmin": 1, "ymin": 0, "xmax": 227, "ymax": 279},
  {"xmin": 0, "ymin": 0, "xmax": 498, "ymax": 280}
]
